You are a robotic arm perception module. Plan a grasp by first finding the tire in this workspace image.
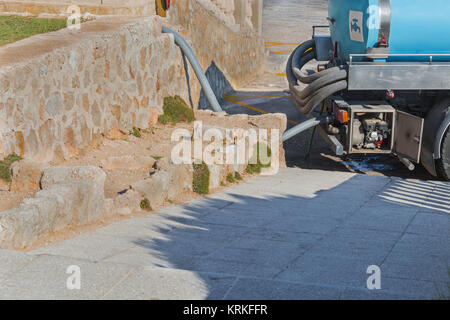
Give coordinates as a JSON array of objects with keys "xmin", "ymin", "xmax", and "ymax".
[{"xmin": 436, "ymin": 125, "xmax": 450, "ymax": 181}]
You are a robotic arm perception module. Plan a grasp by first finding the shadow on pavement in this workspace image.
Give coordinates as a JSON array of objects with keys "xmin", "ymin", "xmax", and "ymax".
[{"xmin": 129, "ymin": 174, "xmax": 449, "ymax": 299}]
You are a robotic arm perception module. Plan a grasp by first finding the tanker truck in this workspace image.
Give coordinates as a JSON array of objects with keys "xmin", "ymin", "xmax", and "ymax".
[{"xmin": 285, "ymin": 0, "xmax": 450, "ymax": 181}]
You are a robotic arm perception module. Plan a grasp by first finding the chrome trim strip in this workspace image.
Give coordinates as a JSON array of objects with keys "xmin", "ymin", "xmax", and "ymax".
[
  {"xmin": 349, "ymin": 53, "xmax": 450, "ymax": 64},
  {"xmin": 378, "ymin": 0, "xmax": 391, "ymax": 45}
]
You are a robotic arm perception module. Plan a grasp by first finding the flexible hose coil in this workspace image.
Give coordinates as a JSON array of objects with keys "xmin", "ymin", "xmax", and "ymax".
[
  {"xmin": 292, "ymin": 69, "xmax": 348, "ymax": 100},
  {"xmin": 287, "ymin": 41, "xmax": 348, "ymax": 114}
]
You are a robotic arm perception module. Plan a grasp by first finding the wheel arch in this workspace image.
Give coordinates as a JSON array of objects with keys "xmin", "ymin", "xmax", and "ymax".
[
  {"xmin": 420, "ymin": 96, "xmax": 450, "ymax": 176},
  {"xmin": 435, "ymin": 115, "xmax": 450, "ymax": 159}
]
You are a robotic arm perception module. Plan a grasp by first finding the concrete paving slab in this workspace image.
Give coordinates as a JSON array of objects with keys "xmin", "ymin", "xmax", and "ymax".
[
  {"xmin": 406, "ymin": 212, "xmax": 450, "ymax": 237},
  {"xmin": 381, "ymin": 259, "xmax": 449, "ymax": 284},
  {"xmin": 29, "ymin": 243, "xmax": 123, "ymax": 262},
  {"xmin": 341, "ymin": 207, "xmax": 417, "ymax": 233},
  {"xmin": 208, "ymin": 245, "xmax": 304, "ymax": 269},
  {"xmin": 339, "ymin": 287, "xmax": 418, "ymax": 300},
  {"xmin": 200, "ymin": 210, "xmax": 275, "ymax": 229},
  {"xmin": 1, "ymin": 255, "xmax": 134, "ymax": 299},
  {"xmin": 165, "ymin": 222, "xmax": 252, "ymax": 242},
  {"xmin": 265, "ymin": 215, "xmax": 342, "ymax": 234},
  {"xmin": 381, "ymin": 276, "xmax": 445, "ymax": 299},
  {"xmin": 94, "ymin": 217, "xmax": 172, "ymax": 238},
  {"xmin": 103, "ymin": 246, "xmax": 201, "ymax": 270},
  {"xmin": 276, "ymin": 253, "xmax": 378, "ymax": 289},
  {"xmin": 0, "ymin": 250, "xmax": 35, "ymax": 283},
  {"xmin": 190, "ymin": 256, "xmax": 283, "ymax": 280},
  {"xmin": 0, "ymin": 285, "xmax": 78, "ymax": 300},
  {"xmin": 225, "ymin": 278, "xmax": 341, "ymax": 300},
  {"xmin": 386, "ymin": 233, "xmax": 450, "ymax": 262},
  {"xmin": 103, "ymin": 267, "xmax": 236, "ymax": 300},
  {"xmin": 243, "ymin": 228, "xmax": 324, "ymax": 245}
]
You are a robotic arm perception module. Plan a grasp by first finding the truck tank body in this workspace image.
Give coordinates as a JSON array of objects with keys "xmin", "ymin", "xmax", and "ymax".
[{"xmin": 328, "ymin": 0, "xmax": 450, "ymax": 62}]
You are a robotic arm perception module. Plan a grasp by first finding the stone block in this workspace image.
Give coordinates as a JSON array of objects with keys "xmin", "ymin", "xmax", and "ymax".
[
  {"xmin": 9, "ymin": 160, "xmax": 48, "ymax": 191},
  {"xmin": 113, "ymin": 189, "xmax": 142, "ymax": 215},
  {"xmin": 100, "ymin": 155, "xmax": 155, "ymax": 170},
  {"xmin": 0, "ymin": 204, "xmax": 40, "ymax": 249},
  {"xmin": 131, "ymin": 171, "xmax": 170, "ymax": 208},
  {"xmin": 41, "ymin": 166, "xmax": 106, "ymax": 190},
  {"xmin": 208, "ymin": 164, "xmax": 224, "ymax": 189},
  {"xmin": 0, "ymin": 179, "xmax": 9, "ymax": 192}
]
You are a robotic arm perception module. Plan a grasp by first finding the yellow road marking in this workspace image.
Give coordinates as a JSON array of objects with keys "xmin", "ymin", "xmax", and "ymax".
[
  {"xmin": 223, "ymin": 94, "xmax": 298, "ymax": 125},
  {"xmin": 276, "ymin": 73, "xmax": 287, "ymax": 77},
  {"xmin": 265, "ymin": 42, "xmax": 301, "ymax": 47},
  {"xmin": 271, "ymin": 50, "xmax": 294, "ymax": 55}
]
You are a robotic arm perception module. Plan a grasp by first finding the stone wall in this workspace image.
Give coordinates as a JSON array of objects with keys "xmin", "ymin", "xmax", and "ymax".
[
  {"xmin": 0, "ymin": 16, "xmax": 197, "ymax": 161},
  {"xmin": 0, "ymin": 0, "xmax": 156, "ymax": 15},
  {"xmin": 0, "ymin": 0, "xmax": 265, "ymax": 162},
  {"xmin": 169, "ymin": 0, "xmax": 264, "ymax": 90}
]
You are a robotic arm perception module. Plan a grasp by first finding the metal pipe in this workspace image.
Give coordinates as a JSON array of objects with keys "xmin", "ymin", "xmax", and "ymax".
[
  {"xmin": 162, "ymin": 26, "xmax": 223, "ymax": 112},
  {"xmin": 282, "ymin": 117, "xmax": 325, "ymax": 142},
  {"xmin": 398, "ymin": 155, "xmax": 415, "ymax": 171}
]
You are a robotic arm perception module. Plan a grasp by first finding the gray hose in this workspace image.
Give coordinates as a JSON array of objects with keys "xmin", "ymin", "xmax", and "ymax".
[
  {"xmin": 290, "ymin": 40, "xmax": 315, "ymax": 77},
  {"xmin": 287, "ymin": 42, "xmax": 348, "ymax": 115},
  {"xmin": 294, "ymin": 66, "xmax": 343, "ymax": 85},
  {"xmin": 282, "ymin": 117, "xmax": 323, "ymax": 142},
  {"xmin": 291, "ymin": 80, "xmax": 348, "ymax": 114},
  {"xmin": 162, "ymin": 26, "xmax": 223, "ymax": 113},
  {"xmin": 292, "ymin": 52, "xmax": 317, "ymax": 84},
  {"xmin": 292, "ymin": 69, "xmax": 347, "ymax": 100}
]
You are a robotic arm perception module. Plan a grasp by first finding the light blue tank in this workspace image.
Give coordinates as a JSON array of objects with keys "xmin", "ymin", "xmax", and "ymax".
[{"xmin": 328, "ymin": 0, "xmax": 450, "ymax": 62}]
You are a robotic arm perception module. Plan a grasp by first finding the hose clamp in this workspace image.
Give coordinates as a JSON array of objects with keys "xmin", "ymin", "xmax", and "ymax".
[{"xmin": 378, "ymin": 0, "xmax": 391, "ymax": 46}]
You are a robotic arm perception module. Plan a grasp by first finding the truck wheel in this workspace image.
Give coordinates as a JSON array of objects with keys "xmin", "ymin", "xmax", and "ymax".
[{"xmin": 436, "ymin": 126, "xmax": 450, "ymax": 181}]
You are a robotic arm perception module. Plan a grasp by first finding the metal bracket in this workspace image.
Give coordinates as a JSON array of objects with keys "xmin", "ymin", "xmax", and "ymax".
[
  {"xmin": 306, "ymin": 112, "xmax": 344, "ymax": 156},
  {"xmin": 314, "ymin": 35, "xmax": 333, "ymax": 62}
]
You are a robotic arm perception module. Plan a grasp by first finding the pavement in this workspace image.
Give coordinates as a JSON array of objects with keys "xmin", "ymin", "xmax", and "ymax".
[{"xmin": 0, "ymin": 168, "xmax": 449, "ymax": 299}]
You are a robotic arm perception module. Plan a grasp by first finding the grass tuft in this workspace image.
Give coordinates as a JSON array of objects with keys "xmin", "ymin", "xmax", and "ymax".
[
  {"xmin": 0, "ymin": 153, "xmax": 22, "ymax": 182},
  {"xmin": 246, "ymin": 143, "xmax": 272, "ymax": 174},
  {"xmin": 234, "ymin": 171, "xmax": 243, "ymax": 181},
  {"xmin": 130, "ymin": 127, "xmax": 141, "ymax": 138},
  {"xmin": 192, "ymin": 161, "xmax": 209, "ymax": 194},
  {"xmin": 0, "ymin": 16, "xmax": 67, "ymax": 46},
  {"xmin": 226, "ymin": 173, "xmax": 235, "ymax": 183},
  {"xmin": 158, "ymin": 96, "xmax": 195, "ymax": 125},
  {"xmin": 140, "ymin": 198, "xmax": 152, "ymax": 211}
]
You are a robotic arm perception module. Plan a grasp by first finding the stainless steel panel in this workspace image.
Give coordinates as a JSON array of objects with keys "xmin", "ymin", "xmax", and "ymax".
[
  {"xmin": 378, "ymin": 0, "xmax": 391, "ymax": 45},
  {"xmin": 395, "ymin": 111, "xmax": 424, "ymax": 163},
  {"xmin": 348, "ymin": 63, "xmax": 450, "ymax": 90}
]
